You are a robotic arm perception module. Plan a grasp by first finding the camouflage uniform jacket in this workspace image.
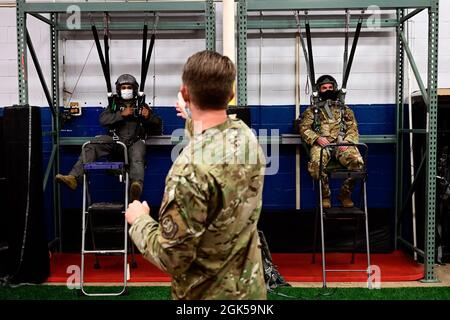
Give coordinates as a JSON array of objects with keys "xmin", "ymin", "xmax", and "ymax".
[
  {"xmin": 299, "ymin": 103, "xmax": 359, "ymax": 146},
  {"xmin": 129, "ymin": 117, "xmax": 267, "ymax": 300}
]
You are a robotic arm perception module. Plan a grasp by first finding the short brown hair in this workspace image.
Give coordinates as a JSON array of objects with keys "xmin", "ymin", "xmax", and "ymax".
[{"xmin": 182, "ymin": 50, "xmax": 236, "ymax": 110}]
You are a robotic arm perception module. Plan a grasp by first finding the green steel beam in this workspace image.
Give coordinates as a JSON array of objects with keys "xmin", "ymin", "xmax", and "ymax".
[
  {"xmin": 398, "ymin": 237, "xmax": 425, "ymax": 257},
  {"xmin": 400, "ymin": 8, "xmax": 425, "ymax": 23},
  {"xmin": 60, "ymin": 137, "xmax": 91, "ymax": 146},
  {"xmin": 246, "ymin": 0, "xmax": 433, "ymax": 11},
  {"xmin": 60, "ymin": 22, "xmax": 203, "ymax": 32},
  {"xmin": 277, "ymin": 135, "xmax": 397, "ymax": 144},
  {"xmin": 51, "ymin": 12, "xmax": 62, "ymax": 252},
  {"xmin": 23, "ymin": 2, "xmax": 206, "ymax": 13},
  {"xmin": 400, "ymin": 31, "xmax": 429, "ymax": 107},
  {"xmin": 423, "ymin": 0, "xmax": 439, "ymax": 283},
  {"xmin": 359, "ymin": 135, "xmax": 396, "ymax": 144},
  {"xmin": 29, "ymin": 13, "xmax": 55, "ymax": 26},
  {"xmin": 57, "ymin": 21, "xmax": 205, "ymax": 31},
  {"xmin": 43, "ymin": 145, "xmax": 57, "ymax": 191},
  {"xmin": 205, "ymin": 0, "xmax": 215, "ymax": 50},
  {"xmin": 394, "ymin": 9, "xmax": 405, "ymax": 251},
  {"xmin": 60, "ymin": 136, "xmax": 187, "ymax": 146},
  {"xmin": 60, "ymin": 134, "xmax": 396, "ymax": 146},
  {"xmin": 247, "ymin": 18, "xmax": 397, "ymax": 29},
  {"xmin": 237, "ymin": 0, "xmax": 248, "ymax": 106},
  {"xmin": 399, "ymin": 128, "xmax": 428, "ymax": 134},
  {"xmin": 17, "ymin": 0, "xmax": 28, "ymax": 105}
]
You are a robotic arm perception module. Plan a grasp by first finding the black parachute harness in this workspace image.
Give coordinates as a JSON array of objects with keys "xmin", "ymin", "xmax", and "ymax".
[
  {"xmin": 90, "ymin": 12, "xmax": 158, "ymax": 141},
  {"xmin": 311, "ymin": 102, "xmax": 347, "ymax": 138}
]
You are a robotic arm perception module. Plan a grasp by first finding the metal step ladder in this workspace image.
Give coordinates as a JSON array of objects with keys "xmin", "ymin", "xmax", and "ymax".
[
  {"xmin": 312, "ymin": 143, "xmax": 372, "ymax": 288},
  {"xmin": 80, "ymin": 140, "xmax": 131, "ymax": 296}
]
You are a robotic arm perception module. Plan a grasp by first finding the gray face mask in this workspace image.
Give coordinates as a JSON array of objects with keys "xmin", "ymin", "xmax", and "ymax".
[{"xmin": 121, "ymin": 89, "xmax": 134, "ymax": 100}]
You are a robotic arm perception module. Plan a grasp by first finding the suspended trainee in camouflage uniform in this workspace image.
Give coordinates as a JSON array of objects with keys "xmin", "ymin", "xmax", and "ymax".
[{"xmin": 299, "ymin": 75, "xmax": 364, "ymax": 204}]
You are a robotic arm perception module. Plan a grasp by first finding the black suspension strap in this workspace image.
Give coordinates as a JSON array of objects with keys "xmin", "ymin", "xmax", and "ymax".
[
  {"xmin": 343, "ymin": 9, "xmax": 350, "ymax": 77},
  {"xmin": 294, "ymin": 11, "xmax": 312, "ymax": 94},
  {"xmin": 140, "ymin": 23, "xmax": 148, "ymax": 95},
  {"xmin": 140, "ymin": 15, "xmax": 158, "ymax": 94},
  {"xmin": 304, "ymin": 11, "xmax": 316, "ymax": 89},
  {"xmin": 103, "ymin": 13, "xmax": 111, "ymax": 93},
  {"xmin": 90, "ymin": 14, "xmax": 112, "ymax": 94},
  {"xmin": 137, "ymin": 14, "xmax": 158, "ymax": 119},
  {"xmin": 342, "ymin": 12, "xmax": 363, "ymax": 90}
]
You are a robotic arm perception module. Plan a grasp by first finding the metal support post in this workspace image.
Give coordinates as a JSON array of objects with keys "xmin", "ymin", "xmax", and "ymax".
[
  {"xmin": 51, "ymin": 13, "xmax": 62, "ymax": 252},
  {"xmin": 394, "ymin": 9, "xmax": 405, "ymax": 251},
  {"xmin": 237, "ymin": 0, "xmax": 247, "ymax": 106},
  {"xmin": 17, "ymin": 0, "xmax": 28, "ymax": 105},
  {"xmin": 423, "ymin": 0, "xmax": 439, "ymax": 283},
  {"xmin": 205, "ymin": 0, "xmax": 215, "ymax": 51}
]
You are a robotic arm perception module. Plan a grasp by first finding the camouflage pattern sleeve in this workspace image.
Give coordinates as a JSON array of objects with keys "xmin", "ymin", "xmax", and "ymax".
[
  {"xmin": 343, "ymin": 107, "xmax": 359, "ymax": 144},
  {"xmin": 299, "ymin": 107, "xmax": 320, "ymax": 146},
  {"xmin": 129, "ymin": 166, "xmax": 215, "ymax": 276},
  {"xmin": 127, "ymin": 214, "xmax": 163, "ymax": 270},
  {"xmin": 185, "ymin": 118, "xmax": 193, "ymax": 140}
]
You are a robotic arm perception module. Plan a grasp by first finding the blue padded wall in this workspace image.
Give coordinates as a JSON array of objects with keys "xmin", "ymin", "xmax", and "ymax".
[
  {"xmin": 1, "ymin": 104, "xmax": 396, "ymax": 241},
  {"xmin": 42, "ymin": 104, "xmax": 395, "ymax": 210}
]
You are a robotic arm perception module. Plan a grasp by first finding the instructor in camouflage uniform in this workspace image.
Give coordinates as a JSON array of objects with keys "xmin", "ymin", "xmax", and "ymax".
[
  {"xmin": 299, "ymin": 75, "xmax": 364, "ymax": 209},
  {"xmin": 125, "ymin": 51, "xmax": 267, "ymax": 300}
]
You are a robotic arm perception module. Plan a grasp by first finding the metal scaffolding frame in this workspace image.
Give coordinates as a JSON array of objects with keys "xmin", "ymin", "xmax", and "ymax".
[
  {"xmin": 14, "ymin": 0, "xmax": 440, "ymax": 282},
  {"xmin": 236, "ymin": 0, "xmax": 439, "ymax": 282},
  {"xmin": 15, "ymin": 0, "xmax": 216, "ymax": 252}
]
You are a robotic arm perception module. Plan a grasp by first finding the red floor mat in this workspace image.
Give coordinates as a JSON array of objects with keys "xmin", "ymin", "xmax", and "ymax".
[
  {"xmin": 48, "ymin": 253, "xmax": 169, "ymax": 283},
  {"xmin": 270, "ymin": 251, "xmax": 424, "ymax": 282},
  {"xmin": 47, "ymin": 250, "xmax": 423, "ymax": 283}
]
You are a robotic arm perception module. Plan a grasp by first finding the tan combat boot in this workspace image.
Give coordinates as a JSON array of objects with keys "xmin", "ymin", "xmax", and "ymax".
[
  {"xmin": 322, "ymin": 197, "xmax": 331, "ymax": 209},
  {"xmin": 55, "ymin": 174, "xmax": 77, "ymax": 190},
  {"xmin": 337, "ymin": 193, "xmax": 354, "ymax": 208},
  {"xmin": 130, "ymin": 181, "xmax": 143, "ymax": 202}
]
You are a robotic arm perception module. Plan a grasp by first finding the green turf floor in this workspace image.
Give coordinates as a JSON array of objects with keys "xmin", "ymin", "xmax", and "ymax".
[{"xmin": 1, "ymin": 285, "xmax": 450, "ymax": 300}]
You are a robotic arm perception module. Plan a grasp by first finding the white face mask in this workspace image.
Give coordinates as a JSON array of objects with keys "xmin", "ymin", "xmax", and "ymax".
[{"xmin": 121, "ymin": 89, "xmax": 134, "ymax": 100}]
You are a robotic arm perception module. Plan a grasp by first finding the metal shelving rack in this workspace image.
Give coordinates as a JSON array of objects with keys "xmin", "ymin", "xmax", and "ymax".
[
  {"xmin": 15, "ymin": 0, "xmax": 440, "ymax": 282},
  {"xmin": 15, "ymin": 0, "xmax": 216, "ymax": 252},
  {"xmin": 236, "ymin": 0, "xmax": 439, "ymax": 282}
]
